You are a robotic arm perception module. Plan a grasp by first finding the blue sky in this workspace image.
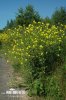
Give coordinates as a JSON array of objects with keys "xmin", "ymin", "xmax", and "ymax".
[{"xmin": 0, "ymin": 0, "xmax": 66, "ymax": 29}]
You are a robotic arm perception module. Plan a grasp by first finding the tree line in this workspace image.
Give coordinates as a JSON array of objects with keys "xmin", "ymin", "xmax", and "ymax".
[{"xmin": 3, "ymin": 5, "xmax": 66, "ymax": 29}]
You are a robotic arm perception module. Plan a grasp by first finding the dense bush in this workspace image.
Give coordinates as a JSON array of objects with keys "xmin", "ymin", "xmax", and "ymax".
[{"xmin": 0, "ymin": 22, "xmax": 66, "ymax": 98}]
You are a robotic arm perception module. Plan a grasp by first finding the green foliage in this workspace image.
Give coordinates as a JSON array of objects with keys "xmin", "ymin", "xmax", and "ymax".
[
  {"xmin": 16, "ymin": 5, "xmax": 41, "ymax": 26},
  {"xmin": 0, "ymin": 29, "xmax": 4, "ymax": 33},
  {"xmin": 5, "ymin": 19, "xmax": 16, "ymax": 29},
  {"xmin": 52, "ymin": 7, "xmax": 66, "ymax": 25},
  {"xmin": 43, "ymin": 17, "xmax": 51, "ymax": 24},
  {"xmin": 12, "ymin": 62, "xmax": 21, "ymax": 72},
  {"xmin": 0, "ymin": 22, "xmax": 66, "ymax": 99},
  {"xmin": 45, "ymin": 76, "xmax": 64, "ymax": 100},
  {"xmin": 16, "ymin": 8, "xmax": 24, "ymax": 26},
  {"xmin": 28, "ymin": 79, "xmax": 45, "ymax": 96},
  {"xmin": 0, "ymin": 5, "xmax": 66, "ymax": 99}
]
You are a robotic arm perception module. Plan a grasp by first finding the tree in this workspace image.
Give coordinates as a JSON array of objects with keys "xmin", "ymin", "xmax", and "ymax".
[
  {"xmin": 43, "ymin": 17, "xmax": 51, "ymax": 24},
  {"xmin": 52, "ymin": 7, "xmax": 66, "ymax": 25},
  {"xmin": 16, "ymin": 5, "xmax": 41, "ymax": 26},
  {"xmin": 5, "ymin": 19, "xmax": 15, "ymax": 29},
  {"xmin": 16, "ymin": 8, "xmax": 24, "ymax": 26}
]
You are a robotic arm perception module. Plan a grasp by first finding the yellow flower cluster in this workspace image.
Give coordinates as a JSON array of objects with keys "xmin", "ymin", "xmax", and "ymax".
[
  {"xmin": 0, "ymin": 33, "xmax": 9, "ymax": 43},
  {"xmin": 0, "ymin": 22, "xmax": 66, "ymax": 68}
]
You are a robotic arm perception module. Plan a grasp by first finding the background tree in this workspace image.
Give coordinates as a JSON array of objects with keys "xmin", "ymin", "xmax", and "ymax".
[
  {"xmin": 43, "ymin": 17, "xmax": 51, "ymax": 24},
  {"xmin": 16, "ymin": 5, "xmax": 41, "ymax": 26},
  {"xmin": 51, "ymin": 7, "xmax": 66, "ymax": 25},
  {"xmin": 5, "ymin": 19, "xmax": 15, "ymax": 29},
  {"xmin": 16, "ymin": 8, "xmax": 24, "ymax": 26},
  {"xmin": 4, "ymin": 5, "xmax": 42, "ymax": 29}
]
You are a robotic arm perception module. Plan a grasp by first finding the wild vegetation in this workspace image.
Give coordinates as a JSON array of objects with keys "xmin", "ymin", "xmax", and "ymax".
[{"xmin": 0, "ymin": 5, "xmax": 66, "ymax": 100}]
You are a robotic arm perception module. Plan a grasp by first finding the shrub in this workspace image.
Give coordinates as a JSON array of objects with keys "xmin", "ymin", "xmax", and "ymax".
[{"xmin": 0, "ymin": 22, "xmax": 66, "ymax": 97}]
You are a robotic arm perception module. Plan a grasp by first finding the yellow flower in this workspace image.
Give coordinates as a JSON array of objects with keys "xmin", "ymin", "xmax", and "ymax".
[
  {"xmin": 39, "ymin": 45, "xmax": 43, "ymax": 48},
  {"xmin": 7, "ymin": 60, "xmax": 9, "ymax": 63},
  {"xmin": 5, "ymin": 53, "xmax": 7, "ymax": 55},
  {"xmin": 41, "ymin": 52, "xmax": 43, "ymax": 55}
]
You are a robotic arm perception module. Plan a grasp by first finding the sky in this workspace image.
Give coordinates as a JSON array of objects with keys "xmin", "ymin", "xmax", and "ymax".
[{"xmin": 0, "ymin": 0, "xmax": 66, "ymax": 29}]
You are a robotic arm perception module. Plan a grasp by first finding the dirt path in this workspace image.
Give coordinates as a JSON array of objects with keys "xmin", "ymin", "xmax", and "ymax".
[
  {"xmin": 0, "ymin": 57, "xmax": 12, "ymax": 90},
  {"xmin": 0, "ymin": 57, "xmax": 29, "ymax": 100},
  {"xmin": 0, "ymin": 57, "xmax": 44, "ymax": 100},
  {"xmin": 0, "ymin": 57, "xmax": 13, "ymax": 99}
]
